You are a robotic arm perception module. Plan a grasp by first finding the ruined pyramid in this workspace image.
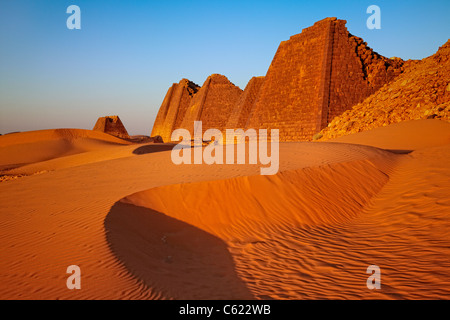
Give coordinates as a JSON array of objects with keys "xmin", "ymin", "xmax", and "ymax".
[{"xmin": 93, "ymin": 115, "xmax": 130, "ymax": 139}]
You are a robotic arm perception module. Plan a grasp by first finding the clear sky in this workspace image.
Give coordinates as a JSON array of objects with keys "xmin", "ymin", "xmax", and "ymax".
[{"xmin": 0, "ymin": 0, "xmax": 449, "ymax": 135}]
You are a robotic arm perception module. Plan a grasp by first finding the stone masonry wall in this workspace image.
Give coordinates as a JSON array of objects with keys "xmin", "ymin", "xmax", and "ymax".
[
  {"xmin": 197, "ymin": 74, "xmax": 243, "ymax": 134},
  {"xmin": 227, "ymin": 76, "xmax": 265, "ymax": 129},
  {"xmin": 245, "ymin": 18, "xmax": 334, "ymax": 141}
]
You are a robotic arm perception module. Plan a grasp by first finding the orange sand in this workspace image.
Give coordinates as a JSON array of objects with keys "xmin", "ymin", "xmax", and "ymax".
[{"xmin": 0, "ymin": 120, "xmax": 449, "ymax": 299}]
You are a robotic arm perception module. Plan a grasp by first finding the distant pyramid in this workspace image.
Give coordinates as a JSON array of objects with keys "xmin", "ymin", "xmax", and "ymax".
[{"xmin": 93, "ymin": 115, "xmax": 130, "ymax": 139}]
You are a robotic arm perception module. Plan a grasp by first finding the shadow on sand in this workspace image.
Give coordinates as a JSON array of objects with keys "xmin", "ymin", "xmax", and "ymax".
[
  {"xmin": 132, "ymin": 144, "xmax": 175, "ymax": 155},
  {"xmin": 104, "ymin": 201, "xmax": 254, "ymax": 299},
  {"xmin": 385, "ymin": 149, "xmax": 413, "ymax": 154}
]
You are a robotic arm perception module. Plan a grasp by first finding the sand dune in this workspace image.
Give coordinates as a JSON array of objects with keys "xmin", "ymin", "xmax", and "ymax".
[
  {"xmin": 327, "ymin": 119, "xmax": 450, "ymax": 151},
  {"xmin": 0, "ymin": 120, "xmax": 449, "ymax": 299},
  {"xmin": 1, "ymin": 129, "xmax": 174, "ymax": 178},
  {"xmin": 111, "ymin": 151, "xmax": 450, "ymax": 299},
  {"xmin": 0, "ymin": 129, "xmax": 130, "ymax": 171},
  {"xmin": 108, "ymin": 157, "xmax": 396, "ymax": 299}
]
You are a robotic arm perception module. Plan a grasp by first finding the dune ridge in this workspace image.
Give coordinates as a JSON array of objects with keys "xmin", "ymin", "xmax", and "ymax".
[
  {"xmin": 120, "ymin": 157, "xmax": 395, "ymax": 240},
  {"xmin": 109, "ymin": 142, "xmax": 450, "ymax": 299},
  {"xmin": 0, "ymin": 128, "xmax": 133, "ymax": 179},
  {"xmin": 106, "ymin": 152, "xmax": 398, "ymax": 299}
]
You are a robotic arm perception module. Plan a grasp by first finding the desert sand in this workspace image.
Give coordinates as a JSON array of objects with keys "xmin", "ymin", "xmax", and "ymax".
[{"xmin": 0, "ymin": 119, "xmax": 449, "ymax": 299}]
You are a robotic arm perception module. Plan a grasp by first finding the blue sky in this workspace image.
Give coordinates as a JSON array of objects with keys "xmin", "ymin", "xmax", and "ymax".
[{"xmin": 0, "ymin": 0, "xmax": 449, "ymax": 135}]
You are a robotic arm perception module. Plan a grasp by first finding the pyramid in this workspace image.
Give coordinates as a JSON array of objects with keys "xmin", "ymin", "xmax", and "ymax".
[
  {"xmin": 152, "ymin": 74, "xmax": 242, "ymax": 141},
  {"xmin": 151, "ymin": 17, "xmax": 406, "ymax": 141},
  {"xmin": 151, "ymin": 79, "xmax": 200, "ymax": 142},
  {"xmin": 245, "ymin": 17, "xmax": 405, "ymax": 141},
  {"xmin": 180, "ymin": 74, "xmax": 242, "ymax": 136},
  {"xmin": 226, "ymin": 76, "xmax": 265, "ymax": 129},
  {"xmin": 93, "ymin": 115, "xmax": 130, "ymax": 139}
]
